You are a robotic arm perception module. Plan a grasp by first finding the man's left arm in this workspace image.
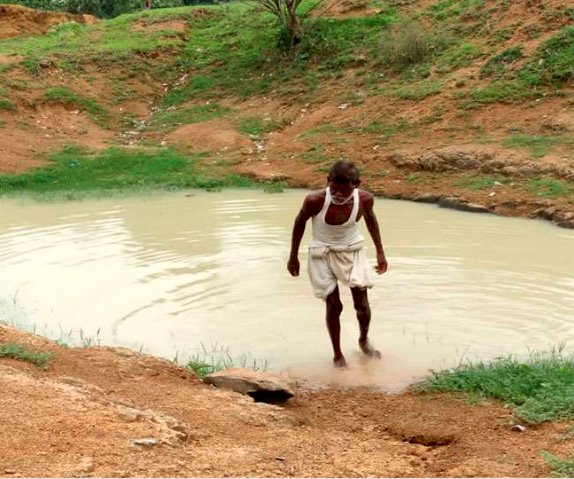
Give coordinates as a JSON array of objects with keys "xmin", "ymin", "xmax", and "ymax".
[{"xmin": 362, "ymin": 193, "xmax": 388, "ymax": 274}]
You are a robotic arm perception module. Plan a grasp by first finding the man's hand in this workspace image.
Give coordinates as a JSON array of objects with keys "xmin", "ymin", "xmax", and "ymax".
[
  {"xmin": 374, "ymin": 252, "xmax": 388, "ymax": 275},
  {"xmin": 287, "ymin": 256, "xmax": 300, "ymax": 277}
]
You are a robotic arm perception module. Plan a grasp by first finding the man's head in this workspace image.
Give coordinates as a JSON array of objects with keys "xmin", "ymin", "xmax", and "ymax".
[{"xmin": 327, "ymin": 160, "xmax": 360, "ymax": 204}]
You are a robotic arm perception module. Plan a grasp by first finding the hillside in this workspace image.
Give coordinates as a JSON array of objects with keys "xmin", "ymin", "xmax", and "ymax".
[{"xmin": 0, "ymin": 0, "xmax": 573, "ymax": 226}]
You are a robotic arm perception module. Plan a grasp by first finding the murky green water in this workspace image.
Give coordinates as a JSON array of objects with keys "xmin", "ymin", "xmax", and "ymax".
[{"xmin": 1, "ymin": 190, "xmax": 573, "ymax": 391}]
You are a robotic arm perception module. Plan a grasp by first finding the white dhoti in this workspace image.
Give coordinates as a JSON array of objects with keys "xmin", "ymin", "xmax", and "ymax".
[{"xmin": 308, "ymin": 241, "xmax": 374, "ymax": 300}]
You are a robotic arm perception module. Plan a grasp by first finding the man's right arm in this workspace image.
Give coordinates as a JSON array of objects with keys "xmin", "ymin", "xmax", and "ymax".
[{"xmin": 287, "ymin": 195, "xmax": 317, "ymax": 277}]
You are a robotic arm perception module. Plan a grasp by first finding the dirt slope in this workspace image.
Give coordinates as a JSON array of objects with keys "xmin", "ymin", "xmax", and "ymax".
[
  {"xmin": 0, "ymin": 4, "xmax": 98, "ymax": 39},
  {"xmin": 2, "ymin": 324, "xmax": 573, "ymax": 478}
]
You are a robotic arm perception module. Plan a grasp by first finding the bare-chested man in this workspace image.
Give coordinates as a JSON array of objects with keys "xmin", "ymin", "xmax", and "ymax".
[{"xmin": 287, "ymin": 160, "xmax": 388, "ymax": 368}]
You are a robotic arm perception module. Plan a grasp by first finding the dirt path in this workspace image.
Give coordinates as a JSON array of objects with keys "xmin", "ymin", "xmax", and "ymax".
[{"xmin": 1, "ymin": 324, "xmax": 571, "ymax": 477}]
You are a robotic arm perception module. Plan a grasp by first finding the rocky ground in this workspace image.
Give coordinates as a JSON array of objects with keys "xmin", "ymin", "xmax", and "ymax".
[{"xmin": 1, "ymin": 324, "xmax": 573, "ymax": 478}]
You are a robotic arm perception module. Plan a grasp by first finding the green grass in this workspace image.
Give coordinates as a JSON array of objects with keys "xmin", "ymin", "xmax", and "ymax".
[
  {"xmin": 42, "ymin": 87, "xmax": 110, "ymax": 126},
  {"xmin": 466, "ymin": 81, "xmax": 542, "ymax": 105},
  {"xmin": 0, "ymin": 145, "xmax": 254, "ymax": 196},
  {"xmin": 519, "ymin": 26, "xmax": 574, "ymax": 86},
  {"xmin": 393, "ymin": 79, "xmax": 444, "ymax": 100},
  {"xmin": 419, "ymin": 347, "xmax": 574, "ymax": 424},
  {"xmin": 149, "ymin": 103, "xmax": 231, "ymax": 131},
  {"xmin": 0, "ymin": 99, "xmax": 15, "ymax": 111},
  {"xmin": 184, "ymin": 342, "xmax": 268, "ymax": 378},
  {"xmin": 527, "ymin": 178, "xmax": 574, "ymax": 198},
  {"xmin": 481, "ymin": 46, "xmax": 523, "ymax": 78},
  {"xmin": 456, "ymin": 175, "xmax": 510, "ymax": 190},
  {"xmin": 236, "ymin": 116, "xmax": 287, "ymax": 138},
  {"xmin": 503, "ymin": 134, "xmax": 574, "ymax": 159},
  {"xmin": 298, "ymin": 123, "xmax": 340, "ymax": 139},
  {"xmin": 0, "ymin": 9, "xmax": 191, "ymax": 63},
  {"xmin": 541, "ymin": 451, "xmax": 574, "ymax": 478},
  {"xmin": 0, "ymin": 343, "xmax": 53, "ymax": 369}
]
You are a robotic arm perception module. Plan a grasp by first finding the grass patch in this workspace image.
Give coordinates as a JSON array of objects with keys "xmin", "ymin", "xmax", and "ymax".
[
  {"xmin": 393, "ymin": 79, "xmax": 444, "ymax": 100},
  {"xmin": 527, "ymin": 177, "xmax": 573, "ymax": 198},
  {"xmin": 0, "ymin": 343, "xmax": 53, "ymax": 369},
  {"xmin": 456, "ymin": 175, "xmax": 510, "ymax": 190},
  {"xmin": 298, "ymin": 123, "xmax": 340, "ymax": 139},
  {"xmin": 236, "ymin": 116, "xmax": 288, "ymax": 138},
  {"xmin": 0, "ymin": 145, "xmax": 254, "ymax": 196},
  {"xmin": 541, "ymin": 451, "xmax": 574, "ymax": 478},
  {"xmin": 503, "ymin": 134, "xmax": 574, "ymax": 158},
  {"xmin": 481, "ymin": 46, "xmax": 523, "ymax": 78},
  {"xmin": 519, "ymin": 26, "xmax": 574, "ymax": 86},
  {"xmin": 42, "ymin": 87, "xmax": 110, "ymax": 126},
  {"xmin": 466, "ymin": 81, "xmax": 542, "ymax": 105},
  {"xmin": 184, "ymin": 342, "xmax": 269, "ymax": 378},
  {"xmin": 149, "ymin": 103, "xmax": 231, "ymax": 131},
  {"xmin": 379, "ymin": 23, "xmax": 431, "ymax": 70},
  {"xmin": 419, "ymin": 347, "xmax": 574, "ymax": 424},
  {"xmin": 0, "ymin": 98, "xmax": 15, "ymax": 111}
]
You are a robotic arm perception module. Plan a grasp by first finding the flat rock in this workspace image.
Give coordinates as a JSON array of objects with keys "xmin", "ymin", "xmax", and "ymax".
[{"xmin": 204, "ymin": 368, "xmax": 295, "ymax": 403}]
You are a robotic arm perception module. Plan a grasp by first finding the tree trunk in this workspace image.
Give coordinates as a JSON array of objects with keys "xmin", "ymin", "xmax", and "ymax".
[
  {"xmin": 144, "ymin": 0, "xmax": 152, "ymax": 9},
  {"xmin": 289, "ymin": 13, "xmax": 303, "ymax": 46}
]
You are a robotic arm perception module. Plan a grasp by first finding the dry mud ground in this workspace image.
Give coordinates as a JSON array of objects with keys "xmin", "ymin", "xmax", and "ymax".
[{"xmin": 1, "ymin": 324, "xmax": 573, "ymax": 478}]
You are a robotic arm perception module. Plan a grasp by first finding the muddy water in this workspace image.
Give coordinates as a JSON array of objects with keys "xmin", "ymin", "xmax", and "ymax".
[{"xmin": 1, "ymin": 190, "xmax": 573, "ymax": 391}]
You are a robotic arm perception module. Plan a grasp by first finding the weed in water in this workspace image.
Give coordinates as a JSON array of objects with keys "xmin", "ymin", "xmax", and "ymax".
[
  {"xmin": 0, "ymin": 343, "xmax": 53, "ymax": 369},
  {"xmin": 184, "ymin": 342, "xmax": 269, "ymax": 378}
]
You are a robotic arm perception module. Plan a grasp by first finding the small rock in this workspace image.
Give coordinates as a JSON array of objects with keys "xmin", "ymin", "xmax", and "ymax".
[
  {"xmin": 130, "ymin": 438, "xmax": 157, "ymax": 447},
  {"xmin": 511, "ymin": 424, "xmax": 526, "ymax": 432},
  {"xmin": 338, "ymin": 103, "xmax": 349, "ymax": 110},
  {"xmin": 4, "ymin": 470, "xmax": 16, "ymax": 475},
  {"xmin": 204, "ymin": 368, "xmax": 295, "ymax": 403}
]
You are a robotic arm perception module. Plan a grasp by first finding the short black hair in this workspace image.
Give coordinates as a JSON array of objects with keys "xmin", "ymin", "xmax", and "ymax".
[{"xmin": 328, "ymin": 160, "xmax": 360, "ymax": 184}]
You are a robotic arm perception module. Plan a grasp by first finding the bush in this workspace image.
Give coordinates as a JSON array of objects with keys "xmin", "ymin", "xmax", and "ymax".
[{"xmin": 380, "ymin": 24, "xmax": 430, "ymax": 69}]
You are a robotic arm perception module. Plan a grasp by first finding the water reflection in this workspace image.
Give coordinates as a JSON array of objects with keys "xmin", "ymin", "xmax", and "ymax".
[{"xmin": 0, "ymin": 190, "xmax": 573, "ymax": 391}]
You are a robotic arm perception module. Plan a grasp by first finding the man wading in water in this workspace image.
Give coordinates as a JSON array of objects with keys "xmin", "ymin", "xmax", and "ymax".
[{"xmin": 287, "ymin": 160, "xmax": 388, "ymax": 368}]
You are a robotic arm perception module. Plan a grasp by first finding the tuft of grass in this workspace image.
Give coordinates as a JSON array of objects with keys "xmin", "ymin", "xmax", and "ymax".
[
  {"xmin": 380, "ymin": 23, "xmax": 431, "ymax": 69},
  {"xmin": 0, "ymin": 343, "xmax": 53, "ymax": 369},
  {"xmin": 0, "ymin": 145, "xmax": 255, "ymax": 196},
  {"xmin": 466, "ymin": 81, "xmax": 542, "ymax": 105},
  {"xmin": 149, "ymin": 103, "xmax": 231, "ymax": 131},
  {"xmin": 184, "ymin": 342, "xmax": 269, "ymax": 378},
  {"xmin": 519, "ymin": 26, "xmax": 574, "ymax": 86},
  {"xmin": 393, "ymin": 79, "xmax": 444, "ymax": 100},
  {"xmin": 503, "ymin": 134, "xmax": 574, "ymax": 159},
  {"xmin": 481, "ymin": 46, "xmax": 523, "ymax": 78},
  {"xmin": 418, "ymin": 347, "xmax": 574, "ymax": 424},
  {"xmin": 0, "ymin": 99, "xmax": 15, "ymax": 111},
  {"xmin": 541, "ymin": 451, "xmax": 574, "ymax": 478},
  {"xmin": 236, "ymin": 116, "xmax": 288, "ymax": 138},
  {"xmin": 527, "ymin": 178, "xmax": 573, "ymax": 198},
  {"xmin": 456, "ymin": 175, "xmax": 510, "ymax": 190}
]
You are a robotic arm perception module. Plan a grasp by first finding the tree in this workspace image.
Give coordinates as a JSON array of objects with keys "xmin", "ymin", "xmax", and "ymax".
[
  {"xmin": 143, "ymin": 0, "xmax": 152, "ymax": 8},
  {"xmin": 252, "ymin": 0, "xmax": 304, "ymax": 47}
]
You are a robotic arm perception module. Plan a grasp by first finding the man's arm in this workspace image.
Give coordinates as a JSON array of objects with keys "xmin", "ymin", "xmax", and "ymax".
[
  {"xmin": 287, "ymin": 195, "xmax": 316, "ymax": 277},
  {"xmin": 362, "ymin": 193, "xmax": 388, "ymax": 274}
]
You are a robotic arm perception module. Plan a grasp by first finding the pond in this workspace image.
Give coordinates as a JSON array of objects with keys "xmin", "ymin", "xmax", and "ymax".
[{"xmin": 1, "ymin": 189, "xmax": 573, "ymax": 391}]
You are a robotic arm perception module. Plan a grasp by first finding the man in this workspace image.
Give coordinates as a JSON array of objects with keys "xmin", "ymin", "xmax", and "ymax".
[{"xmin": 287, "ymin": 160, "xmax": 388, "ymax": 368}]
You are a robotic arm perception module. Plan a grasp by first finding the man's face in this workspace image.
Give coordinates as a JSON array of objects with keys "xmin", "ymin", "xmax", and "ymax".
[{"xmin": 329, "ymin": 180, "xmax": 355, "ymax": 204}]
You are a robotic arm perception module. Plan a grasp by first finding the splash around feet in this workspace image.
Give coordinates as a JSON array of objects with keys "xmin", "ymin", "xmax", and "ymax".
[{"xmin": 359, "ymin": 339, "xmax": 382, "ymax": 359}]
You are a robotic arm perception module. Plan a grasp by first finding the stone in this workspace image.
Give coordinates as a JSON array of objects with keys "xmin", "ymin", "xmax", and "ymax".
[
  {"xmin": 204, "ymin": 368, "xmax": 295, "ymax": 403},
  {"xmin": 130, "ymin": 438, "xmax": 157, "ymax": 447},
  {"xmin": 438, "ymin": 198, "xmax": 489, "ymax": 213}
]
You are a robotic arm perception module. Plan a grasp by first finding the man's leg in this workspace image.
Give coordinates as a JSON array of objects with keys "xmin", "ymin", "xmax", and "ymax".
[
  {"xmin": 351, "ymin": 287, "xmax": 381, "ymax": 359},
  {"xmin": 326, "ymin": 286, "xmax": 346, "ymax": 367}
]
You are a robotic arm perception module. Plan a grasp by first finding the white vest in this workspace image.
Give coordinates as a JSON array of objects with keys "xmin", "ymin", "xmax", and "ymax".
[{"xmin": 310, "ymin": 187, "xmax": 364, "ymax": 247}]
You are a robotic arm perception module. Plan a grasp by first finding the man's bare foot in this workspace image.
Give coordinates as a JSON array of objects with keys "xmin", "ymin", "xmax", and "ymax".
[
  {"xmin": 359, "ymin": 339, "xmax": 382, "ymax": 359},
  {"xmin": 333, "ymin": 356, "xmax": 348, "ymax": 368}
]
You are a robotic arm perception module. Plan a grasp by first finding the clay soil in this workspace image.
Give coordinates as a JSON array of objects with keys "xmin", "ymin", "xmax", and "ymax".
[{"xmin": 1, "ymin": 324, "xmax": 572, "ymax": 478}]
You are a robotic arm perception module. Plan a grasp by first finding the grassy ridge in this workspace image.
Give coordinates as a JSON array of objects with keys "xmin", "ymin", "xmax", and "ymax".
[
  {"xmin": 0, "ymin": 145, "xmax": 254, "ymax": 196},
  {"xmin": 419, "ymin": 347, "xmax": 574, "ymax": 424}
]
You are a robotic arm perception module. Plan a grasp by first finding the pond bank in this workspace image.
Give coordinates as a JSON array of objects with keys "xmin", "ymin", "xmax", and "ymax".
[{"xmin": 1, "ymin": 324, "xmax": 571, "ymax": 477}]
